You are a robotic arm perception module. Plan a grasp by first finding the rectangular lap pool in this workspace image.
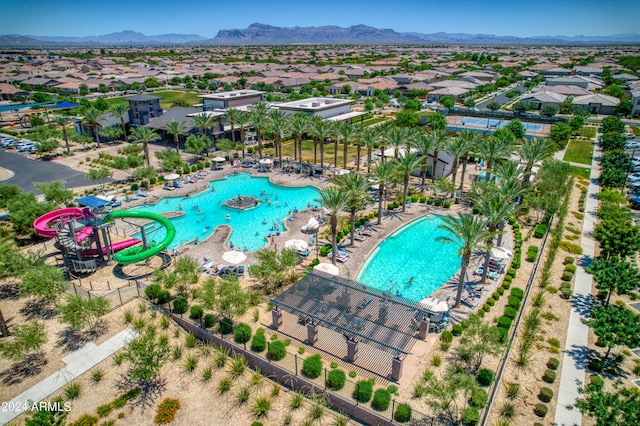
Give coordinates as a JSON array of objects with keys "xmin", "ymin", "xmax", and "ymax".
[{"xmin": 460, "ymin": 118, "xmax": 543, "ymax": 132}]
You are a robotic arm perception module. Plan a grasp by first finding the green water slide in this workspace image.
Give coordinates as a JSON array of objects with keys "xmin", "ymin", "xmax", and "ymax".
[{"xmin": 111, "ymin": 210, "xmax": 176, "ymax": 265}]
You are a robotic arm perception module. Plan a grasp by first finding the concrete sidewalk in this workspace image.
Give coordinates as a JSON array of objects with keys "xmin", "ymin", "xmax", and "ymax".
[
  {"xmin": 0, "ymin": 328, "xmax": 138, "ymax": 425},
  {"xmin": 554, "ymin": 136, "xmax": 601, "ymax": 426}
]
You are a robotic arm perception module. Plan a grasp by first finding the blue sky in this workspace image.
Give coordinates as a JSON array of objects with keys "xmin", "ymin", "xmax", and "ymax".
[{"xmin": 2, "ymin": 0, "xmax": 638, "ymax": 38}]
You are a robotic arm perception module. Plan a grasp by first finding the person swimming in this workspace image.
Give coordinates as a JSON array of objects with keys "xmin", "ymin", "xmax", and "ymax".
[
  {"xmin": 263, "ymin": 218, "xmax": 267, "ymax": 224},
  {"xmin": 406, "ymin": 277, "xmax": 415, "ymax": 286},
  {"xmin": 177, "ymin": 204, "xmax": 182, "ymax": 210},
  {"xmin": 226, "ymin": 214, "xmax": 231, "ymax": 220}
]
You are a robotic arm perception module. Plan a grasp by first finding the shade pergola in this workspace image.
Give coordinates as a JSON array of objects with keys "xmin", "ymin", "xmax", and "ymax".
[{"xmin": 49, "ymin": 101, "xmax": 80, "ymax": 110}]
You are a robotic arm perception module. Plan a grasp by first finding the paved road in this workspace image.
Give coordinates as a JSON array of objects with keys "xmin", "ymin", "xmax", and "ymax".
[
  {"xmin": 0, "ymin": 149, "xmax": 102, "ymax": 193},
  {"xmin": 476, "ymin": 83, "xmax": 527, "ymax": 110}
]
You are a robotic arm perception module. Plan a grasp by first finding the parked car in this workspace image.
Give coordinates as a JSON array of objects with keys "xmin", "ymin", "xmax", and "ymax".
[
  {"xmin": 16, "ymin": 142, "xmax": 35, "ymax": 152},
  {"xmin": 623, "ymin": 133, "xmax": 635, "ymax": 140},
  {"xmin": 630, "ymin": 197, "xmax": 640, "ymax": 210},
  {"xmin": 1, "ymin": 138, "xmax": 15, "ymax": 147},
  {"xmin": 627, "ymin": 172, "xmax": 640, "ymax": 181},
  {"xmin": 27, "ymin": 145, "xmax": 38, "ymax": 154},
  {"xmin": 625, "ymin": 141, "xmax": 640, "ymax": 149}
]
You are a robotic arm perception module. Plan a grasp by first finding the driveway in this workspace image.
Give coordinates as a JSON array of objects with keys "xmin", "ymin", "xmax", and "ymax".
[
  {"xmin": 0, "ymin": 150, "xmax": 103, "ymax": 194},
  {"xmin": 476, "ymin": 83, "xmax": 527, "ymax": 110}
]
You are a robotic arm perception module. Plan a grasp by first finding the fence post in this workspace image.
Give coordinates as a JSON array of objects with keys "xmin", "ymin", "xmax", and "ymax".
[
  {"xmin": 89, "ymin": 281, "xmax": 93, "ymax": 291},
  {"xmin": 324, "ymin": 368, "xmax": 327, "ymax": 390},
  {"xmin": 136, "ymin": 281, "xmax": 140, "ymax": 297},
  {"xmin": 391, "ymin": 399, "xmax": 395, "ymax": 420},
  {"xmin": 355, "ymin": 383, "xmax": 359, "ymax": 405},
  {"xmin": 295, "ymin": 354, "xmax": 298, "ymax": 375},
  {"xmin": 117, "ymin": 288, "xmax": 123, "ymax": 306},
  {"xmin": 267, "ymin": 342, "xmax": 271, "ymax": 363}
]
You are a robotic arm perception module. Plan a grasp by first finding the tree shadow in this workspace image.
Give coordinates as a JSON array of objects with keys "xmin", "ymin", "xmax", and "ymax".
[
  {"xmin": 19, "ymin": 298, "xmax": 58, "ymax": 320},
  {"xmin": 570, "ymin": 293, "xmax": 593, "ymax": 319},
  {"xmin": 0, "ymin": 281, "xmax": 21, "ymax": 300},
  {"xmin": 0, "ymin": 354, "xmax": 46, "ymax": 386},
  {"xmin": 55, "ymin": 320, "xmax": 108, "ymax": 352},
  {"xmin": 115, "ymin": 374, "xmax": 166, "ymax": 411},
  {"xmin": 565, "ymin": 343, "xmax": 593, "ymax": 370}
]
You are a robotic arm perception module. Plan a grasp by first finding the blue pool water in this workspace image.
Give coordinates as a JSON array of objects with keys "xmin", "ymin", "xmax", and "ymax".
[
  {"xmin": 447, "ymin": 126, "xmax": 535, "ymax": 139},
  {"xmin": 460, "ymin": 118, "xmax": 543, "ymax": 132},
  {"xmin": 355, "ymin": 215, "xmax": 461, "ymax": 302},
  {"xmin": 129, "ymin": 173, "xmax": 319, "ymax": 251}
]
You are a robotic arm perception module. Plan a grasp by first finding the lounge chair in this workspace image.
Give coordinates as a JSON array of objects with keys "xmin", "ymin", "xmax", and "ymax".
[
  {"xmin": 163, "ymin": 182, "xmax": 175, "ymax": 191},
  {"xmin": 353, "ymin": 234, "xmax": 366, "ymax": 242},
  {"xmin": 359, "ymin": 228, "xmax": 374, "ymax": 236},
  {"xmin": 335, "ymin": 253, "xmax": 348, "ymax": 263},
  {"xmin": 297, "ymin": 249, "xmax": 311, "ymax": 257},
  {"xmin": 461, "ymin": 296, "xmax": 479, "ymax": 308},
  {"xmin": 135, "ymin": 189, "xmax": 148, "ymax": 197},
  {"xmin": 235, "ymin": 265, "xmax": 246, "ymax": 276}
]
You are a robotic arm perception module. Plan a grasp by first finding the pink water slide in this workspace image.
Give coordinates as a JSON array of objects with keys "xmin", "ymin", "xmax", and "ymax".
[
  {"xmin": 82, "ymin": 238, "xmax": 141, "ymax": 256},
  {"xmin": 33, "ymin": 207, "xmax": 86, "ymax": 238}
]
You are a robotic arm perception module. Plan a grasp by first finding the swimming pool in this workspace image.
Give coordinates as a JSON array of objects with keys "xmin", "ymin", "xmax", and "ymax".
[
  {"xmin": 355, "ymin": 215, "xmax": 461, "ymax": 302},
  {"xmin": 460, "ymin": 118, "xmax": 543, "ymax": 132},
  {"xmin": 129, "ymin": 173, "xmax": 319, "ymax": 251},
  {"xmin": 447, "ymin": 126, "xmax": 535, "ymax": 139}
]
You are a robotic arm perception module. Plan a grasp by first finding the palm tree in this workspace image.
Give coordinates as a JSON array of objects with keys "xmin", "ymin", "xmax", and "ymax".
[
  {"xmin": 387, "ymin": 127, "xmax": 407, "ymax": 159},
  {"xmin": 289, "ymin": 113, "xmax": 308, "ymax": 162},
  {"xmin": 163, "ymin": 119, "xmax": 187, "ymax": 154},
  {"xmin": 235, "ymin": 111, "xmax": 251, "ymax": 159},
  {"xmin": 52, "ymin": 116, "xmax": 71, "ymax": 153},
  {"xmin": 192, "ymin": 113, "xmax": 217, "ymax": 141},
  {"xmin": 109, "ymin": 104, "xmax": 130, "ymax": 143},
  {"xmin": 519, "ymin": 138, "xmax": 556, "ymax": 187},
  {"xmin": 445, "ymin": 135, "xmax": 470, "ymax": 186},
  {"xmin": 393, "ymin": 152, "xmax": 421, "ymax": 212},
  {"xmin": 316, "ymin": 187, "xmax": 348, "ymax": 265},
  {"xmin": 308, "ymin": 116, "xmax": 323, "ymax": 165},
  {"xmin": 414, "ymin": 130, "xmax": 436, "ymax": 189},
  {"xmin": 438, "ymin": 213, "xmax": 495, "ymax": 307},
  {"xmin": 311, "ymin": 118, "xmax": 332, "ymax": 174},
  {"xmin": 428, "ymin": 130, "xmax": 449, "ymax": 183},
  {"xmin": 370, "ymin": 161, "xmax": 396, "ymax": 225},
  {"xmin": 267, "ymin": 109, "xmax": 288, "ymax": 167},
  {"xmin": 82, "ymin": 107, "xmax": 104, "ymax": 147},
  {"xmin": 360, "ymin": 127, "xmax": 379, "ymax": 174},
  {"xmin": 131, "ymin": 126, "xmax": 160, "ymax": 167},
  {"xmin": 226, "ymin": 108, "xmax": 239, "ymax": 145},
  {"xmin": 340, "ymin": 123, "xmax": 358, "ymax": 169},
  {"xmin": 336, "ymin": 172, "xmax": 370, "ymax": 246},
  {"xmin": 250, "ymin": 102, "xmax": 270, "ymax": 159},
  {"xmin": 477, "ymin": 135, "xmax": 514, "ymax": 182},
  {"xmin": 457, "ymin": 131, "xmax": 482, "ymax": 190}
]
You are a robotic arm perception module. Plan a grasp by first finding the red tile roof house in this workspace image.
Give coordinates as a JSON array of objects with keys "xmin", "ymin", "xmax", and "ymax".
[{"xmin": 0, "ymin": 83, "xmax": 29, "ymax": 101}]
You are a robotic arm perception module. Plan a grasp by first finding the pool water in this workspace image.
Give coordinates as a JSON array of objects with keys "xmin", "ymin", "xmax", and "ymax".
[
  {"xmin": 129, "ymin": 173, "xmax": 319, "ymax": 251},
  {"xmin": 460, "ymin": 118, "xmax": 543, "ymax": 132},
  {"xmin": 355, "ymin": 215, "xmax": 461, "ymax": 302}
]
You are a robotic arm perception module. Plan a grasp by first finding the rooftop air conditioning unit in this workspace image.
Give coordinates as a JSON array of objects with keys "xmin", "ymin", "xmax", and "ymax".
[{"xmin": 311, "ymin": 102, "xmax": 320, "ymax": 107}]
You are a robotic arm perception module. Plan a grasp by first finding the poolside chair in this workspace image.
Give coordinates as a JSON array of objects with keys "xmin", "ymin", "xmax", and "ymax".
[
  {"xmin": 359, "ymin": 228, "xmax": 374, "ymax": 236},
  {"xmin": 297, "ymin": 249, "xmax": 312, "ymax": 257},
  {"xmin": 335, "ymin": 253, "xmax": 348, "ymax": 263},
  {"xmin": 235, "ymin": 265, "xmax": 246, "ymax": 276},
  {"xmin": 353, "ymin": 234, "xmax": 366, "ymax": 242}
]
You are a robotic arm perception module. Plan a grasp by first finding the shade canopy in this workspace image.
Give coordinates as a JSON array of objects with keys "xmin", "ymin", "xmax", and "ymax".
[
  {"xmin": 259, "ymin": 158, "xmax": 273, "ymax": 164},
  {"xmin": 285, "ymin": 239, "xmax": 308, "ymax": 251},
  {"xmin": 164, "ymin": 173, "xmax": 180, "ymax": 181},
  {"xmin": 74, "ymin": 196, "xmax": 110, "ymax": 208},
  {"xmin": 418, "ymin": 297, "xmax": 450, "ymax": 313},
  {"xmin": 212, "ymin": 156, "xmax": 225, "ymax": 162},
  {"xmin": 313, "ymin": 262, "xmax": 339, "ymax": 275},
  {"xmin": 491, "ymin": 246, "xmax": 512, "ymax": 259},
  {"xmin": 301, "ymin": 216, "xmax": 319, "ymax": 233},
  {"xmin": 222, "ymin": 251, "xmax": 247, "ymax": 264},
  {"xmin": 49, "ymin": 100, "xmax": 80, "ymax": 110}
]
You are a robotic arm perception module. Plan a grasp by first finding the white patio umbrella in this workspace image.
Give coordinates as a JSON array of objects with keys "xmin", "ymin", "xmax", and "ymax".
[
  {"xmin": 222, "ymin": 251, "xmax": 247, "ymax": 264},
  {"xmin": 313, "ymin": 263, "xmax": 339, "ymax": 276},
  {"xmin": 418, "ymin": 297, "xmax": 450, "ymax": 313},
  {"xmin": 259, "ymin": 158, "xmax": 273, "ymax": 164},
  {"xmin": 301, "ymin": 216, "xmax": 319, "ymax": 233},
  {"xmin": 491, "ymin": 246, "xmax": 512, "ymax": 259},
  {"xmin": 334, "ymin": 169, "xmax": 350, "ymax": 176},
  {"xmin": 212, "ymin": 156, "xmax": 225, "ymax": 162},
  {"xmin": 284, "ymin": 239, "xmax": 308, "ymax": 251},
  {"xmin": 164, "ymin": 173, "xmax": 179, "ymax": 181}
]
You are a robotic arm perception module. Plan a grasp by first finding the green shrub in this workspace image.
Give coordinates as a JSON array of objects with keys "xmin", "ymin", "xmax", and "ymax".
[
  {"xmin": 482, "ymin": 304, "xmax": 491, "ymax": 312},
  {"xmin": 267, "ymin": 340, "xmax": 287, "ymax": 361},
  {"xmin": 427, "ymin": 198, "xmax": 434, "ymax": 205},
  {"xmin": 590, "ymin": 376, "xmax": 604, "ymax": 387},
  {"xmin": 508, "ymin": 296, "xmax": 521, "ymax": 310},
  {"xmin": 149, "ymin": 177, "xmax": 156, "ymax": 185},
  {"xmin": 543, "ymin": 369, "xmax": 557, "ymax": 383},
  {"xmin": 145, "ymin": 284, "xmax": 162, "ymax": 301},
  {"xmin": 419, "ymin": 195, "xmax": 427, "ymax": 203},
  {"xmin": 561, "ymin": 288, "xmax": 573, "ymax": 299},
  {"xmin": 559, "ymin": 241, "xmax": 583, "ymax": 254},
  {"xmin": 564, "ymin": 256, "xmax": 575, "ymax": 264},
  {"xmin": 434, "ymin": 199, "xmax": 442, "ymax": 207},
  {"xmin": 234, "ymin": 324, "xmax": 252, "ymax": 344},
  {"xmin": 301, "ymin": 354, "xmax": 323, "ymax": 379},
  {"xmin": 534, "ymin": 224, "xmax": 547, "ymax": 238},
  {"xmin": 251, "ymin": 329, "xmax": 266, "ymax": 352},
  {"xmin": 534, "ymin": 403, "xmax": 548, "ymax": 417},
  {"xmin": 565, "ymin": 264, "xmax": 577, "ymax": 273},
  {"xmin": 497, "ymin": 287, "xmax": 505, "ymax": 295},
  {"xmin": 353, "ymin": 379, "xmax": 375, "ymax": 403},
  {"xmin": 440, "ymin": 330, "xmax": 453, "ymax": 343},
  {"xmin": 443, "ymin": 201, "xmax": 451, "ymax": 209},
  {"xmin": 172, "ymin": 297, "xmax": 188, "ymax": 314},
  {"xmin": 539, "ymin": 387, "xmax": 554, "ymax": 402},
  {"xmin": 326, "ymin": 369, "xmax": 346, "ymax": 390},
  {"xmin": 504, "ymin": 306, "xmax": 518, "ymax": 319},
  {"xmin": 503, "ymin": 275, "xmax": 512, "ymax": 283},
  {"xmin": 69, "ymin": 414, "xmax": 99, "ymax": 426},
  {"xmin": 487, "ymin": 297, "xmax": 496, "ymax": 306},
  {"xmin": 130, "ymin": 183, "xmax": 139, "ymax": 191},
  {"xmin": 220, "ymin": 318, "xmax": 233, "ymax": 334},
  {"xmin": 189, "ymin": 305, "xmax": 204, "ymax": 320},
  {"xmin": 319, "ymin": 244, "xmax": 332, "ymax": 257},
  {"xmin": 511, "ymin": 288, "xmax": 524, "ymax": 299},
  {"xmin": 561, "ymin": 271, "xmax": 574, "ymax": 281},
  {"xmin": 478, "ymin": 309, "xmax": 485, "ymax": 317},
  {"xmin": 477, "ymin": 369, "xmax": 494, "ymax": 386},
  {"xmin": 497, "ymin": 316, "xmax": 513, "ymax": 329},
  {"xmin": 547, "ymin": 358, "xmax": 560, "ymax": 370},
  {"xmin": 394, "ymin": 403, "xmax": 412, "ymax": 423},
  {"xmin": 470, "ymin": 388, "xmax": 488, "ymax": 408},
  {"xmin": 461, "ymin": 406, "xmax": 480, "ymax": 425},
  {"xmin": 507, "ymin": 268, "xmax": 516, "ymax": 277},
  {"xmin": 203, "ymin": 314, "xmax": 216, "ymax": 328},
  {"xmin": 452, "ymin": 324, "xmax": 463, "ymax": 336},
  {"xmin": 371, "ymin": 389, "xmax": 391, "ymax": 411},
  {"xmin": 96, "ymin": 403, "xmax": 113, "ymax": 418},
  {"xmin": 156, "ymin": 290, "xmax": 171, "ymax": 304}
]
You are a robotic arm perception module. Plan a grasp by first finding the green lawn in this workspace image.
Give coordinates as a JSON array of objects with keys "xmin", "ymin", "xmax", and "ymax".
[
  {"xmin": 574, "ymin": 126, "xmax": 597, "ymax": 139},
  {"xmin": 568, "ymin": 165, "xmax": 591, "ymax": 180},
  {"xmin": 362, "ymin": 117, "xmax": 389, "ymax": 127},
  {"xmin": 563, "ymin": 139, "xmax": 594, "ymax": 165},
  {"xmin": 263, "ymin": 139, "xmax": 361, "ymax": 166},
  {"xmin": 101, "ymin": 91, "xmax": 201, "ymax": 111},
  {"xmin": 631, "ymin": 125, "xmax": 640, "ymax": 136}
]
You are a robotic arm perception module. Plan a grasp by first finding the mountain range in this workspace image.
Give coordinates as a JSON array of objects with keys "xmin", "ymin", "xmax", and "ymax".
[{"xmin": 2, "ymin": 24, "xmax": 640, "ymax": 46}]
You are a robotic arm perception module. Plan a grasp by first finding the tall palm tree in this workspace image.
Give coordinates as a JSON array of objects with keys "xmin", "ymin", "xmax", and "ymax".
[
  {"xmin": 267, "ymin": 109, "xmax": 288, "ymax": 167},
  {"xmin": 308, "ymin": 115, "xmax": 323, "ymax": 165},
  {"xmin": 163, "ymin": 119, "xmax": 188, "ymax": 154},
  {"xmin": 52, "ymin": 116, "xmax": 71, "ymax": 153},
  {"xmin": 477, "ymin": 135, "xmax": 514, "ymax": 182},
  {"xmin": 387, "ymin": 127, "xmax": 407, "ymax": 159},
  {"xmin": 109, "ymin": 104, "xmax": 130, "ymax": 143},
  {"xmin": 413, "ymin": 130, "xmax": 436, "ymax": 189},
  {"xmin": 370, "ymin": 161, "xmax": 396, "ymax": 225},
  {"xmin": 289, "ymin": 113, "xmax": 308, "ymax": 162},
  {"xmin": 131, "ymin": 126, "xmax": 160, "ymax": 167},
  {"xmin": 335, "ymin": 122, "xmax": 357, "ymax": 169},
  {"xmin": 316, "ymin": 187, "xmax": 348, "ymax": 265},
  {"xmin": 235, "ymin": 110, "xmax": 251, "ymax": 159},
  {"xmin": 458, "ymin": 131, "xmax": 482, "ymax": 190},
  {"xmin": 82, "ymin": 107, "xmax": 104, "ymax": 147},
  {"xmin": 428, "ymin": 129, "xmax": 449, "ymax": 183},
  {"xmin": 378, "ymin": 123, "xmax": 393, "ymax": 163},
  {"xmin": 393, "ymin": 152, "xmax": 421, "ymax": 212},
  {"xmin": 311, "ymin": 118, "xmax": 332, "ymax": 174},
  {"xmin": 250, "ymin": 102, "xmax": 270, "ymax": 159},
  {"xmin": 336, "ymin": 172, "xmax": 370, "ymax": 246},
  {"xmin": 226, "ymin": 108, "xmax": 239, "ymax": 145},
  {"xmin": 518, "ymin": 138, "xmax": 556, "ymax": 187},
  {"xmin": 360, "ymin": 126, "xmax": 379, "ymax": 174},
  {"xmin": 438, "ymin": 213, "xmax": 495, "ymax": 307},
  {"xmin": 192, "ymin": 113, "xmax": 217, "ymax": 142},
  {"xmin": 446, "ymin": 135, "xmax": 470, "ymax": 186}
]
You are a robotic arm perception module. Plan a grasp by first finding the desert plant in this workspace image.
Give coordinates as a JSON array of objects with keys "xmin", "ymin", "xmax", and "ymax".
[
  {"xmin": 431, "ymin": 353, "xmax": 442, "ymax": 367},
  {"xmin": 327, "ymin": 369, "xmax": 346, "ymax": 390},
  {"xmin": 160, "ymin": 316, "xmax": 171, "ymax": 329},
  {"xmin": 172, "ymin": 345, "xmax": 183, "ymax": 360},
  {"xmin": 500, "ymin": 401, "xmax": 516, "ymax": 418},
  {"xmin": 290, "ymin": 391, "xmax": 304, "ymax": 409},
  {"xmin": 91, "ymin": 368, "xmax": 105, "ymax": 384},
  {"xmin": 154, "ymin": 398, "xmax": 181, "ymax": 425},
  {"xmin": 371, "ymin": 388, "xmax": 391, "ymax": 411},
  {"xmin": 547, "ymin": 357, "xmax": 560, "ymax": 370},
  {"xmin": 214, "ymin": 346, "xmax": 230, "ymax": 368},
  {"xmin": 217, "ymin": 377, "xmax": 232, "ymax": 395},
  {"xmin": 201, "ymin": 366, "xmax": 212, "ymax": 382},
  {"xmin": 302, "ymin": 354, "xmax": 323, "ymax": 379},
  {"xmin": 234, "ymin": 323, "xmax": 252, "ymax": 344},
  {"xmin": 252, "ymin": 396, "xmax": 272, "ymax": 419},
  {"xmin": 237, "ymin": 387, "xmax": 250, "ymax": 404},
  {"xmin": 353, "ymin": 378, "xmax": 375, "ymax": 403},
  {"xmin": 538, "ymin": 387, "xmax": 554, "ymax": 402},
  {"xmin": 185, "ymin": 332, "xmax": 197, "ymax": 348},
  {"xmin": 543, "ymin": 369, "xmax": 557, "ymax": 383},
  {"xmin": 394, "ymin": 403, "xmax": 412, "ymax": 423},
  {"xmin": 534, "ymin": 403, "xmax": 548, "ymax": 418},
  {"xmin": 229, "ymin": 355, "xmax": 248, "ymax": 379},
  {"xmin": 64, "ymin": 382, "xmax": 81, "ymax": 400},
  {"xmin": 183, "ymin": 353, "xmax": 198, "ymax": 372},
  {"xmin": 477, "ymin": 369, "xmax": 494, "ymax": 386}
]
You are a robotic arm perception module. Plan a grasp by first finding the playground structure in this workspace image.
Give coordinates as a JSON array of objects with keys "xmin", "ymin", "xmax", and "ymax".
[{"xmin": 34, "ymin": 203, "xmax": 176, "ymax": 274}]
